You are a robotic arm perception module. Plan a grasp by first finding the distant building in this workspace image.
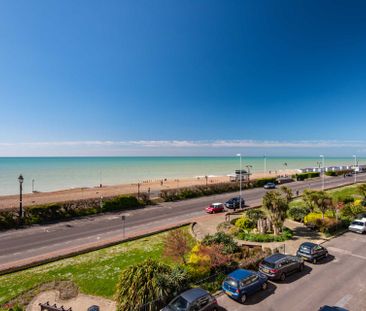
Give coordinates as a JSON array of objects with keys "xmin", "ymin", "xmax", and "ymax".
[
  {"xmin": 297, "ymin": 164, "xmax": 365, "ymax": 173},
  {"xmin": 228, "ymin": 169, "xmax": 251, "ymax": 182}
]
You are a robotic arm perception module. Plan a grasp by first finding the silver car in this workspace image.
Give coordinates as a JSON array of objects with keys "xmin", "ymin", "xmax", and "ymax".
[{"xmin": 348, "ymin": 219, "xmax": 366, "ymax": 234}]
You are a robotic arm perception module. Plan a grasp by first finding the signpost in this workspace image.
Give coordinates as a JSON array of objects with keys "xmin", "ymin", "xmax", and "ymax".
[{"xmin": 121, "ymin": 215, "xmax": 126, "ymax": 239}]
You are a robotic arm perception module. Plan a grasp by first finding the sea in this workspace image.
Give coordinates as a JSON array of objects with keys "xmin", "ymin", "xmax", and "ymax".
[{"xmin": 0, "ymin": 157, "xmax": 363, "ymax": 196}]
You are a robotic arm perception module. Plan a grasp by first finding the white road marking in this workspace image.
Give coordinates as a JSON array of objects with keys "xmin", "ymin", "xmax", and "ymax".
[
  {"xmin": 327, "ymin": 246, "xmax": 366, "ymax": 261},
  {"xmin": 335, "ymin": 294, "xmax": 352, "ymax": 307}
]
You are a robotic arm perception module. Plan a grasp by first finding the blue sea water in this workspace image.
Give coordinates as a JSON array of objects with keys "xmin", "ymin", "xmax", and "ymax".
[{"xmin": 0, "ymin": 157, "xmax": 362, "ymax": 195}]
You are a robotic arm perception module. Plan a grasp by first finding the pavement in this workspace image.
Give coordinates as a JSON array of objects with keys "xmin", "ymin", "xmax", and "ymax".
[
  {"xmin": 1, "ymin": 173, "xmax": 366, "ymax": 273},
  {"xmin": 217, "ymin": 231, "xmax": 366, "ymax": 311}
]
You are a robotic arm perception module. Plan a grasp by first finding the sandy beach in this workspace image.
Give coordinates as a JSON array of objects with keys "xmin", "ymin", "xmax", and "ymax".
[{"xmin": 0, "ymin": 170, "xmax": 296, "ymax": 210}]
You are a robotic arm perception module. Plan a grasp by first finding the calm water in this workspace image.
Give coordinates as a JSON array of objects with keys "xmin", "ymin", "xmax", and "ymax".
[{"xmin": 0, "ymin": 157, "xmax": 363, "ymax": 195}]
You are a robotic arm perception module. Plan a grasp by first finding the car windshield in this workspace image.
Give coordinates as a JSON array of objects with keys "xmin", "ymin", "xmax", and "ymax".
[
  {"xmin": 261, "ymin": 260, "xmax": 276, "ymax": 269},
  {"xmin": 300, "ymin": 245, "xmax": 311, "ymax": 254},
  {"xmin": 224, "ymin": 277, "xmax": 238, "ymax": 288},
  {"xmin": 351, "ymin": 221, "xmax": 364, "ymax": 226},
  {"xmin": 168, "ymin": 296, "xmax": 189, "ymax": 311}
]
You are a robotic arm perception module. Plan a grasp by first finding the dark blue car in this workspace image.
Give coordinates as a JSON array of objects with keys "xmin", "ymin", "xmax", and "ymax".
[{"xmin": 222, "ymin": 269, "xmax": 268, "ymax": 304}]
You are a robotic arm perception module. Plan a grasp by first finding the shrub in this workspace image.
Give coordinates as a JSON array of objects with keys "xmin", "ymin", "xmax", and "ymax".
[
  {"xmin": 304, "ymin": 212, "xmax": 324, "ymax": 226},
  {"xmin": 201, "ymin": 232, "xmax": 240, "ymax": 254},
  {"xmin": 292, "ymin": 172, "xmax": 320, "ymax": 181},
  {"xmin": 251, "ymin": 178, "xmax": 277, "ymax": 187},
  {"xmin": 287, "ymin": 205, "xmax": 310, "ymax": 222},
  {"xmin": 236, "ymin": 228, "xmax": 293, "ymax": 242},
  {"xmin": 245, "ymin": 209, "xmax": 265, "ymax": 223},
  {"xmin": 103, "ymin": 196, "xmax": 141, "ymax": 212},
  {"xmin": 187, "ymin": 244, "xmax": 211, "ymax": 280},
  {"xmin": 340, "ymin": 203, "xmax": 366, "ymax": 218},
  {"xmin": 235, "ymin": 216, "xmax": 255, "ymax": 231},
  {"xmin": 324, "ymin": 170, "xmax": 353, "ymax": 177}
]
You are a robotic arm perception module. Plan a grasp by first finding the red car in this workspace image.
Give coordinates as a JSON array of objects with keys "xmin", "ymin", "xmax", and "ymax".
[{"xmin": 205, "ymin": 203, "xmax": 225, "ymax": 214}]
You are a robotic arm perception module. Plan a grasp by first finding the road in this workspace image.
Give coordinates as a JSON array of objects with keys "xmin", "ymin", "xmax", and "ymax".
[
  {"xmin": 0, "ymin": 173, "xmax": 366, "ymax": 269},
  {"xmin": 217, "ymin": 231, "xmax": 366, "ymax": 311}
]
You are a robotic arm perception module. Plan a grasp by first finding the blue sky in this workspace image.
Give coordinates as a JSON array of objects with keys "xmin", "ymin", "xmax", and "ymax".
[{"xmin": 1, "ymin": 0, "xmax": 366, "ymax": 156}]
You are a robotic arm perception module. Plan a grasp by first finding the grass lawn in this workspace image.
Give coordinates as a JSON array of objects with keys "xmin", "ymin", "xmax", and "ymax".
[
  {"xmin": 0, "ymin": 227, "xmax": 190, "ymax": 305},
  {"xmin": 327, "ymin": 184, "xmax": 363, "ymax": 201}
]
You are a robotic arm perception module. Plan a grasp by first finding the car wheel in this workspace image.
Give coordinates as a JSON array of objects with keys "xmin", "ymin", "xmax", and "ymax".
[
  {"xmin": 312, "ymin": 258, "xmax": 317, "ymax": 264},
  {"xmin": 280, "ymin": 273, "xmax": 286, "ymax": 281},
  {"xmin": 298, "ymin": 263, "xmax": 304, "ymax": 272},
  {"xmin": 240, "ymin": 294, "xmax": 247, "ymax": 304},
  {"xmin": 262, "ymin": 282, "xmax": 268, "ymax": 290}
]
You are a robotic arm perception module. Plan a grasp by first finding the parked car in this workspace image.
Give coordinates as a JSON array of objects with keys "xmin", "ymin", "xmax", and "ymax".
[
  {"xmin": 296, "ymin": 242, "xmax": 328, "ymax": 264},
  {"xmin": 264, "ymin": 182, "xmax": 276, "ymax": 189},
  {"xmin": 259, "ymin": 253, "xmax": 304, "ymax": 281},
  {"xmin": 225, "ymin": 196, "xmax": 245, "ymax": 210},
  {"xmin": 205, "ymin": 203, "xmax": 225, "ymax": 214},
  {"xmin": 344, "ymin": 172, "xmax": 353, "ymax": 177},
  {"xmin": 319, "ymin": 306, "xmax": 348, "ymax": 311},
  {"xmin": 161, "ymin": 288, "xmax": 218, "ymax": 311},
  {"xmin": 222, "ymin": 269, "xmax": 268, "ymax": 304},
  {"xmin": 348, "ymin": 219, "xmax": 366, "ymax": 234}
]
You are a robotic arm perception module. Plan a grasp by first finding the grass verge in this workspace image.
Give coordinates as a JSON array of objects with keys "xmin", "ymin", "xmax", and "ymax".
[{"xmin": 0, "ymin": 227, "xmax": 190, "ymax": 305}]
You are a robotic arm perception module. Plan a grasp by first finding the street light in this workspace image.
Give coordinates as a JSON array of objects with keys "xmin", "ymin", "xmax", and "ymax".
[
  {"xmin": 353, "ymin": 155, "xmax": 357, "ymax": 184},
  {"xmin": 18, "ymin": 174, "xmax": 24, "ymax": 226},
  {"xmin": 283, "ymin": 162, "xmax": 288, "ymax": 176},
  {"xmin": 320, "ymin": 155, "xmax": 325, "ymax": 191},
  {"xmin": 236, "ymin": 153, "xmax": 242, "ymax": 209}
]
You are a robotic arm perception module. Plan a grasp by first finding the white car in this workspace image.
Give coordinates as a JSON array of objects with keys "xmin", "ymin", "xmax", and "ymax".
[{"xmin": 348, "ymin": 218, "xmax": 366, "ymax": 234}]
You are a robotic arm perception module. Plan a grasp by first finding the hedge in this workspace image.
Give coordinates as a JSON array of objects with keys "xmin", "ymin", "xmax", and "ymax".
[
  {"xmin": 325, "ymin": 169, "xmax": 353, "ymax": 177},
  {"xmin": 292, "ymin": 172, "xmax": 320, "ymax": 181},
  {"xmin": 251, "ymin": 177, "xmax": 277, "ymax": 187},
  {"xmin": 0, "ymin": 195, "xmax": 143, "ymax": 230},
  {"xmin": 236, "ymin": 227, "xmax": 293, "ymax": 242}
]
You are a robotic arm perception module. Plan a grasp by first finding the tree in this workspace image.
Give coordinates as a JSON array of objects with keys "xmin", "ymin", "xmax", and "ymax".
[
  {"xmin": 305, "ymin": 190, "xmax": 332, "ymax": 220},
  {"xmin": 115, "ymin": 259, "xmax": 171, "ymax": 311},
  {"xmin": 357, "ymin": 184, "xmax": 366, "ymax": 200},
  {"xmin": 280, "ymin": 186, "xmax": 293, "ymax": 203},
  {"xmin": 303, "ymin": 189, "xmax": 318, "ymax": 212},
  {"xmin": 262, "ymin": 191, "xmax": 289, "ymax": 235},
  {"xmin": 163, "ymin": 229, "xmax": 192, "ymax": 265}
]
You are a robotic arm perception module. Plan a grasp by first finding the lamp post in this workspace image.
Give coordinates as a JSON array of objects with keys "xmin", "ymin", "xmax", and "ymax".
[
  {"xmin": 320, "ymin": 155, "xmax": 325, "ymax": 191},
  {"xmin": 18, "ymin": 174, "xmax": 24, "ymax": 226},
  {"xmin": 237, "ymin": 154, "xmax": 242, "ymax": 209},
  {"xmin": 283, "ymin": 162, "xmax": 288, "ymax": 176},
  {"xmin": 353, "ymin": 155, "xmax": 357, "ymax": 184}
]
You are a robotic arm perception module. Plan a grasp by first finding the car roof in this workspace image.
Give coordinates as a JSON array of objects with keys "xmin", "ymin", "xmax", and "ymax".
[
  {"xmin": 180, "ymin": 288, "xmax": 209, "ymax": 303},
  {"xmin": 211, "ymin": 202, "xmax": 223, "ymax": 205},
  {"xmin": 263, "ymin": 253, "xmax": 287, "ymax": 263},
  {"xmin": 352, "ymin": 219, "xmax": 366, "ymax": 223},
  {"xmin": 300, "ymin": 242, "xmax": 317, "ymax": 248},
  {"xmin": 228, "ymin": 269, "xmax": 254, "ymax": 280}
]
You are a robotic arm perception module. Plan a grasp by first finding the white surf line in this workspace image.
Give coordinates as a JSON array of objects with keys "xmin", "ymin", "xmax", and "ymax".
[
  {"xmin": 327, "ymin": 246, "xmax": 366, "ymax": 261},
  {"xmin": 335, "ymin": 294, "xmax": 352, "ymax": 307}
]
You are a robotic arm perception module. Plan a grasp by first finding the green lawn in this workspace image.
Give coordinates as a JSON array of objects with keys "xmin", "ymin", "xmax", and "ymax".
[
  {"xmin": 0, "ymin": 228, "xmax": 183, "ymax": 305},
  {"xmin": 327, "ymin": 184, "xmax": 363, "ymax": 201}
]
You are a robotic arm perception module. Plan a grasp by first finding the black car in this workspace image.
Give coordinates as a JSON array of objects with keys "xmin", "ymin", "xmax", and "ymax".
[
  {"xmin": 225, "ymin": 196, "xmax": 245, "ymax": 210},
  {"xmin": 259, "ymin": 253, "xmax": 304, "ymax": 281},
  {"xmin": 296, "ymin": 242, "xmax": 328, "ymax": 264},
  {"xmin": 319, "ymin": 306, "xmax": 348, "ymax": 311},
  {"xmin": 161, "ymin": 288, "xmax": 218, "ymax": 311}
]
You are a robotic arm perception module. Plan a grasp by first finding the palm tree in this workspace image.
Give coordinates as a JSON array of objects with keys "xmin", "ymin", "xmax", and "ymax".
[
  {"xmin": 262, "ymin": 191, "xmax": 289, "ymax": 235},
  {"xmin": 115, "ymin": 259, "xmax": 172, "ymax": 311},
  {"xmin": 279, "ymin": 185, "xmax": 293, "ymax": 203}
]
